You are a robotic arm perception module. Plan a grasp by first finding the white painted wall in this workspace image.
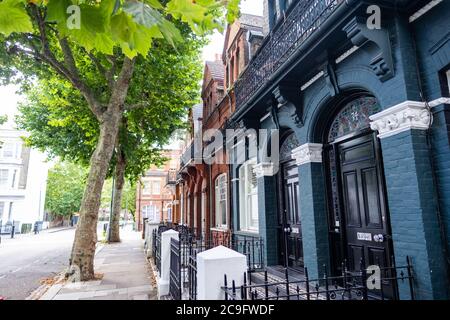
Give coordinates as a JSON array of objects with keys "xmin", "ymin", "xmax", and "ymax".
[
  {"xmin": 0, "ymin": 127, "xmax": 49, "ymax": 233},
  {"xmin": 197, "ymin": 246, "xmax": 247, "ymax": 300}
]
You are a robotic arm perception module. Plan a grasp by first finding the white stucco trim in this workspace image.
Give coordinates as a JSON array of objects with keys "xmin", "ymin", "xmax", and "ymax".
[
  {"xmin": 409, "ymin": 0, "xmax": 443, "ymax": 23},
  {"xmin": 428, "ymin": 97, "xmax": 450, "ymax": 108},
  {"xmin": 253, "ymin": 162, "xmax": 278, "ymax": 178},
  {"xmin": 300, "ymin": 71, "xmax": 324, "ymax": 91},
  {"xmin": 336, "ymin": 46, "xmax": 359, "ymax": 64},
  {"xmin": 369, "ymin": 101, "xmax": 431, "ymax": 139},
  {"xmin": 260, "ymin": 112, "xmax": 271, "ymax": 122},
  {"xmin": 291, "ymin": 143, "xmax": 323, "ymax": 166}
]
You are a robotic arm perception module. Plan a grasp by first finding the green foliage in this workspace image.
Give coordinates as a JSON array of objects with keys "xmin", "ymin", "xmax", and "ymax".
[
  {"xmin": 45, "ymin": 161, "xmax": 88, "ymax": 217},
  {"xmin": 16, "ymin": 30, "xmax": 203, "ymax": 179},
  {"xmin": 0, "ymin": 0, "xmax": 33, "ymax": 36},
  {"xmin": 0, "ymin": 0, "xmax": 239, "ymax": 58},
  {"xmin": 16, "ymin": 78, "xmax": 99, "ymax": 164},
  {"xmin": 101, "ymin": 178, "xmax": 136, "ymax": 215}
]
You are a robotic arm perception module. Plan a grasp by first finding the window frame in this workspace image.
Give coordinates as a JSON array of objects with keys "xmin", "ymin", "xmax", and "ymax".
[
  {"xmin": 142, "ymin": 205, "xmax": 158, "ymax": 222},
  {"xmin": 151, "ymin": 180, "xmax": 161, "ymax": 195},
  {"xmin": 238, "ymin": 158, "xmax": 259, "ymax": 232},
  {"xmin": 214, "ymin": 173, "xmax": 228, "ymax": 229}
]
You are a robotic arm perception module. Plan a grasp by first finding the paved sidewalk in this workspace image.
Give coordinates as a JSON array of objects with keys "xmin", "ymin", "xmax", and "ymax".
[{"xmin": 40, "ymin": 231, "xmax": 157, "ymax": 300}]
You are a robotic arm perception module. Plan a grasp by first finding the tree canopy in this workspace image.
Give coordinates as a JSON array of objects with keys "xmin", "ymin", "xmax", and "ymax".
[
  {"xmin": 45, "ymin": 161, "xmax": 87, "ymax": 217},
  {"xmin": 16, "ymin": 32, "xmax": 203, "ymax": 180}
]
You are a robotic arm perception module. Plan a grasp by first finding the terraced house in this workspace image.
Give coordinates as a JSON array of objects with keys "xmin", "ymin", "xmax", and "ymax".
[
  {"xmin": 175, "ymin": 14, "xmax": 264, "ymax": 242},
  {"xmin": 166, "ymin": 0, "xmax": 450, "ymax": 300}
]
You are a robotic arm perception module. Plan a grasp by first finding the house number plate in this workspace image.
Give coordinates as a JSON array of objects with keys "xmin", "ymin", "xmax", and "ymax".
[
  {"xmin": 291, "ymin": 227, "xmax": 300, "ymax": 234},
  {"xmin": 357, "ymin": 232, "xmax": 372, "ymax": 241}
]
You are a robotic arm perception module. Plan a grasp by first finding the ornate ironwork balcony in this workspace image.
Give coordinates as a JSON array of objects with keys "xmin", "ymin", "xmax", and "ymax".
[
  {"xmin": 235, "ymin": 0, "xmax": 345, "ymax": 109},
  {"xmin": 166, "ymin": 169, "xmax": 177, "ymax": 185},
  {"xmin": 180, "ymin": 141, "xmax": 193, "ymax": 169}
]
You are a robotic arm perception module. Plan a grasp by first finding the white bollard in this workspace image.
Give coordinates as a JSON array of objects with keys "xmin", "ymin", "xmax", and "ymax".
[
  {"xmin": 158, "ymin": 229, "xmax": 179, "ymax": 298},
  {"xmin": 196, "ymin": 246, "xmax": 247, "ymax": 300}
]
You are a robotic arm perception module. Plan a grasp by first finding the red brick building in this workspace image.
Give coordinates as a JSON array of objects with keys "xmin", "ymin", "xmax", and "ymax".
[
  {"xmin": 174, "ymin": 14, "xmax": 264, "ymax": 242},
  {"xmin": 135, "ymin": 149, "xmax": 181, "ymax": 232}
]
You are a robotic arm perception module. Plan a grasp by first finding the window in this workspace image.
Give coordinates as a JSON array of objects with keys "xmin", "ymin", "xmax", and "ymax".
[
  {"xmin": 2, "ymin": 142, "xmax": 14, "ymax": 158},
  {"xmin": 0, "ymin": 169, "xmax": 9, "ymax": 187},
  {"xmin": 142, "ymin": 205, "xmax": 157, "ymax": 222},
  {"xmin": 167, "ymin": 206, "xmax": 172, "ymax": 222},
  {"xmin": 215, "ymin": 174, "xmax": 228, "ymax": 228},
  {"xmin": 239, "ymin": 159, "xmax": 259, "ymax": 232},
  {"xmin": 152, "ymin": 181, "xmax": 161, "ymax": 195},
  {"xmin": 142, "ymin": 181, "xmax": 151, "ymax": 195}
]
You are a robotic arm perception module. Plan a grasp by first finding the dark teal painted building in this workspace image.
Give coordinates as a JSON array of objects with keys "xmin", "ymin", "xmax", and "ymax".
[{"xmin": 227, "ymin": 0, "xmax": 450, "ymax": 300}]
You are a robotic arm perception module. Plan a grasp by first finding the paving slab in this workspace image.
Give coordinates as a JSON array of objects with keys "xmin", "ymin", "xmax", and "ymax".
[{"xmin": 43, "ymin": 231, "xmax": 156, "ymax": 300}]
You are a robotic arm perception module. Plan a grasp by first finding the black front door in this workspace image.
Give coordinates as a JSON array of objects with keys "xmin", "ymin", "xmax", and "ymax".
[
  {"xmin": 279, "ymin": 159, "xmax": 303, "ymax": 268},
  {"xmin": 337, "ymin": 133, "xmax": 395, "ymax": 297}
]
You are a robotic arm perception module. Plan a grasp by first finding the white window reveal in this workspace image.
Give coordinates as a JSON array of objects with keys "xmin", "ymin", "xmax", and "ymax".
[
  {"xmin": 239, "ymin": 158, "xmax": 259, "ymax": 232},
  {"xmin": 215, "ymin": 173, "xmax": 228, "ymax": 228}
]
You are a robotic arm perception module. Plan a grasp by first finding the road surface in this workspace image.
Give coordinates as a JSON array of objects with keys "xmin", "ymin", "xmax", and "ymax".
[{"xmin": 0, "ymin": 228, "xmax": 76, "ymax": 300}]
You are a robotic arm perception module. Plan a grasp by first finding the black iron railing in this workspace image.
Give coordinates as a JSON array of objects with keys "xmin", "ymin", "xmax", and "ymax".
[
  {"xmin": 152, "ymin": 229, "xmax": 162, "ymax": 275},
  {"xmin": 155, "ymin": 222, "xmax": 265, "ymax": 300},
  {"xmin": 231, "ymin": 234, "xmax": 264, "ymax": 272},
  {"xmin": 235, "ymin": 0, "xmax": 345, "ymax": 109},
  {"xmin": 169, "ymin": 238, "xmax": 182, "ymax": 300},
  {"xmin": 222, "ymin": 256, "xmax": 414, "ymax": 301}
]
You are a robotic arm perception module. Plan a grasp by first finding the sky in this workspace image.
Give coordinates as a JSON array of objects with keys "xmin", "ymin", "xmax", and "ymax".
[{"xmin": 0, "ymin": 1, "xmax": 264, "ymax": 129}]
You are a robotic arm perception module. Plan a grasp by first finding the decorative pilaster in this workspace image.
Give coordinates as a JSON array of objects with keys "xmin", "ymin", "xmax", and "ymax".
[
  {"xmin": 291, "ymin": 143, "xmax": 323, "ymax": 166},
  {"xmin": 373, "ymin": 103, "xmax": 449, "ymax": 298},
  {"xmin": 370, "ymin": 101, "xmax": 431, "ymax": 139},
  {"xmin": 291, "ymin": 142, "xmax": 329, "ymax": 279}
]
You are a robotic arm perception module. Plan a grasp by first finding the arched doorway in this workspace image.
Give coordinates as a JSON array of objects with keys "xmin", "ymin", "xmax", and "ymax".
[
  {"xmin": 323, "ymin": 95, "xmax": 396, "ymax": 298},
  {"xmin": 277, "ymin": 132, "xmax": 302, "ymax": 268}
]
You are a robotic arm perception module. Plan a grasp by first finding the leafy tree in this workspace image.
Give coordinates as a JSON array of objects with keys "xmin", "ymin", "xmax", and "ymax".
[
  {"xmin": 101, "ymin": 178, "xmax": 136, "ymax": 219},
  {"xmin": 17, "ymin": 32, "xmax": 202, "ymax": 243},
  {"xmin": 0, "ymin": 0, "xmax": 240, "ymax": 280},
  {"xmin": 45, "ymin": 161, "xmax": 87, "ymax": 218}
]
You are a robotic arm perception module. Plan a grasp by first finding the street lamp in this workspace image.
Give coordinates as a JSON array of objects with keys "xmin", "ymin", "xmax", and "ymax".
[{"xmin": 107, "ymin": 174, "xmax": 115, "ymax": 242}]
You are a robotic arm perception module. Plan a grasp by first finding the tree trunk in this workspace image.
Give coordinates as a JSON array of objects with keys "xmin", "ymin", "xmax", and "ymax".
[
  {"xmin": 109, "ymin": 150, "xmax": 126, "ymax": 243},
  {"xmin": 68, "ymin": 57, "xmax": 135, "ymax": 281},
  {"xmin": 69, "ymin": 111, "xmax": 122, "ymax": 280}
]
